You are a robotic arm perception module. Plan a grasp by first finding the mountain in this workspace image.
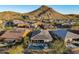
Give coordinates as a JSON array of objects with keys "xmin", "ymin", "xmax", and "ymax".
[
  {"xmin": 0, "ymin": 5, "xmax": 79, "ymax": 21},
  {"xmin": 24, "ymin": 5, "xmax": 72, "ymax": 20}
]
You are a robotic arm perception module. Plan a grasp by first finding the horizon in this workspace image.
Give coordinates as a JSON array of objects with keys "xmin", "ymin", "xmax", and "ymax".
[{"xmin": 0, "ymin": 5, "xmax": 79, "ymax": 14}]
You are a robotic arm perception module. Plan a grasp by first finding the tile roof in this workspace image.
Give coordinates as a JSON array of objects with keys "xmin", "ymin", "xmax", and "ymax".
[
  {"xmin": 65, "ymin": 31, "xmax": 79, "ymax": 39},
  {"xmin": 0, "ymin": 28, "xmax": 26, "ymax": 40},
  {"xmin": 53, "ymin": 30, "xmax": 68, "ymax": 39},
  {"xmin": 29, "ymin": 30, "xmax": 41, "ymax": 38},
  {"xmin": 52, "ymin": 30, "xmax": 79, "ymax": 39},
  {"xmin": 30, "ymin": 30, "xmax": 53, "ymax": 41}
]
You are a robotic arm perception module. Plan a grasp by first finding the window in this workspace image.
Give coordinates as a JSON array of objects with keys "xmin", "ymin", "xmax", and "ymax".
[
  {"xmin": 38, "ymin": 40, "xmax": 44, "ymax": 43},
  {"xmin": 73, "ymin": 43, "xmax": 79, "ymax": 47},
  {"xmin": 73, "ymin": 38, "xmax": 79, "ymax": 41}
]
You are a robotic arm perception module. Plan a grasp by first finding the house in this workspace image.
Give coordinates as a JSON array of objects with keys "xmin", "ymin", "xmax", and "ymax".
[
  {"xmin": 65, "ymin": 30, "xmax": 79, "ymax": 48},
  {"xmin": 0, "ymin": 30, "xmax": 23, "ymax": 44},
  {"xmin": 52, "ymin": 29, "xmax": 79, "ymax": 48},
  {"xmin": 39, "ymin": 24, "xmax": 54, "ymax": 30},
  {"xmin": 0, "ymin": 28, "xmax": 32, "ymax": 46},
  {"xmin": 13, "ymin": 20, "xmax": 28, "ymax": 28},
  {"xmin": 30, "ymin": 30, "xmax": 53, "ymax": 43},
  {"xmin": 32, "ymin": 21, "xmax": 43, "ymax": 28},
  {"xmin": 54, "ymin": 23, "xmax": 63, "ymax": 28},
  {"xmin": 55, "ymin": 23, "xmax": 71, "ymax": 29},
  {"xmin": 4, "ymin": 21, "xmax": 14, "ymax": 27},
  {"xmin": 13, "ymin": 20, "xmax": 24, "ymax": 25}
]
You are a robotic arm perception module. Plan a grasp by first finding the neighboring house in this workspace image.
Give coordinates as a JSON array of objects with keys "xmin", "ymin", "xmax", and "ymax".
[
  {"xmin": 39, "ymin": 24, "xmax": 54, "ymax": 30},
  {"xmin": 0, "ymin": 30, "xmax": 23, "ymax": 45},
  {"xmin": 13, "ymin": 20, "xmax": 28, "ymax": 28},
  {"xmin": 43, "ymin": 24, "xmax": 54, "ymax": 29},
  {"xmin": 55, "ymin": 23, "xmax": 71, "ymax": 29},
  {"xmin": 13, "ymin": 20, "xmax": 24, "ymax": 25},
  {"xmin": 52, "ymin": 29, "xmax": 79, "ymax": 48},
  {"xmin": 29, "ymin": 30, "xmax": 53, "ymax": 43},
  {"xmin": 0, "ymin": 28, "xmax": 32, "ymax": 46},
  {"xmin": 55, "ymin": 24, "xmax": 63, "ymax": 28},
  {"xmin": 65, "ymin": 30, "xmax": 79, "ymax": 48},
  {"xmin": 32, "ymin": 21, "xmax": 43, "ymax": 28},
  {"xmin": 4, "ymin": 21, "xmax": 14, "ymax": 27}
]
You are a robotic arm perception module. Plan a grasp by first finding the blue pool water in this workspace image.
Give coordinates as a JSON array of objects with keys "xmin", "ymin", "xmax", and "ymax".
[{"xmin": 28, "ymin": 44, "xmax": 48, "ymax": 50}]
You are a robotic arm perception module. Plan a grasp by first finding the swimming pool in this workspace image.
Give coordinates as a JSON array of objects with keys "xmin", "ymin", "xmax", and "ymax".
[{"xmin": 28, "ymin": 43, "xmax": 48, "ymax": 50}]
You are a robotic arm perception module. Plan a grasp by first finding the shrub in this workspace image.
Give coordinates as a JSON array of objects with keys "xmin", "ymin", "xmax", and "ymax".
[{"xmin": 49, "ymin": 40, "xmax": 69, "ymax": 54}]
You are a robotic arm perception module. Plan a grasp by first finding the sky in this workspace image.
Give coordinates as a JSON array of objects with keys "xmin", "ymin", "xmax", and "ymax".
[{"xmin": 0, "ymin": 5, "xmax": 79, "ymax": 14}]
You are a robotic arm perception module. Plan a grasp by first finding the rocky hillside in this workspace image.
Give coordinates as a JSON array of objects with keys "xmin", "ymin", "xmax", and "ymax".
[
  {"xmin": 26, "ymin": 5, "xmax": 70, "ymax": 20},
  {"xmin": 0, "ymin": 11, "xmax": 24, "ymax": 21},
  {"xmin": 0, "ymin": 5, "xmax": 78, "ymax": 21},
  {"xmin": 66, "ymin": 14, "xmax": 79, "ymax": 20},
  {"xmin": 24, "ymin": 5, "xmax": 79, "ymax": 20}
]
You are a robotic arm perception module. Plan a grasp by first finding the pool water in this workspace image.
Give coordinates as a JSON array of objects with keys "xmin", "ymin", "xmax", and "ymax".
[{"xmin": 28, "ymin": 43, "xmax": 48, "ymax": 50}]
